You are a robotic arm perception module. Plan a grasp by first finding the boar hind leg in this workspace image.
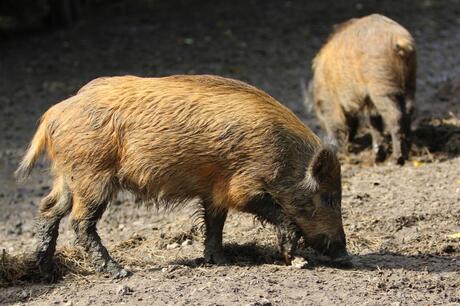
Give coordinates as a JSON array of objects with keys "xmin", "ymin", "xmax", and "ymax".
[
  {"xmin": 70, "ymin": 196, "xmax": 130, "ymax": 278},
  {"xmin": 35, "ymin": 176, "xmax": 72, "ymax": 280},
  {"xmin": 371, "ymin": 93, "xmax": 408, "ymax": 165},
  {"xmin": 203, "ymin": 206, "xmax": 228, "ymax": 265}
]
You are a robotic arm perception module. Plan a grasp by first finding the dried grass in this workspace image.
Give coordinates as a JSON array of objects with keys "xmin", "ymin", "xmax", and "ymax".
[
  {"xmin": 0, "ymin": 247, "xmax": 94, "ymax": 287},
  {"xmin": 0, "ymin": 234, "xmax": 156, "ymax": 287},
  {"xmin": 347, "ymin": 232, "xmax": 382, "ymax": 254},
  {"xmin": 0, "ymin": 249, "xmax": 34, "ymax": 287},
  {"xmin": 0, "ymin": 223, "xmax": 206, "ymax": 287}
]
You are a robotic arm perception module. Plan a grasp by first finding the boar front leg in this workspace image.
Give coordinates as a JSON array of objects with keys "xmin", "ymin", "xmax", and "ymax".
[
  {"xmin": 244, "ymin": 194, "xmax": 301, "ymax": 264},
  {"xmin": 203, "ymin": 206, "xmax": 228, "ymax": 265},
  {"xmin": 276, "ymin": 222, "xmax": 302, "ymax": 265}
]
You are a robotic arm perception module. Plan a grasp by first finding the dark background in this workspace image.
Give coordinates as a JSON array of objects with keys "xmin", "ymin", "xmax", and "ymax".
[{"xmin": 1, "ymin": 0, "xmax": 459, "ymax": 149}]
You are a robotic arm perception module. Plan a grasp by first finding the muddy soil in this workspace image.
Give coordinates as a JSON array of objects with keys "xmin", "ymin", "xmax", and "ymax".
[{"xmin": 1, "ymin": 0, "xmax": 459, "ymax": 305}]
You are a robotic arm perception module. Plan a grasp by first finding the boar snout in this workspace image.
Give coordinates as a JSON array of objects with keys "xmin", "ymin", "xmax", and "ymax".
[
  {"xmin": 325, "ymin": 240, "xmax": 350, "ymax": 262},
  {"xmin": 324, "ymin": 238, "xmax": 352, "ymax": 267},
  {"xmin": 308, "ymin": 233, "xmax": 350, "ymax": 263}
]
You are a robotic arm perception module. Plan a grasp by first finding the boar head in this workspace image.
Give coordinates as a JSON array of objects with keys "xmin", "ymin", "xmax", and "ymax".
[{"xmin": 290, "ymin": 147, "xmax": 350, "ymax": 264}]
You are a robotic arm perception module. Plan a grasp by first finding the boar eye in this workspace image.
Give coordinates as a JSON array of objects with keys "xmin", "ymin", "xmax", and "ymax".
[{"xmin": 321, "ymin": 194, "xmax": 339, "ymax": 208}]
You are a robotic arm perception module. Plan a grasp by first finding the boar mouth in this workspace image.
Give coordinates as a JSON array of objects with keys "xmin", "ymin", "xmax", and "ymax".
[{"xmin": 307, "ymin": 234, "xmax": 351, "ymax": 263}]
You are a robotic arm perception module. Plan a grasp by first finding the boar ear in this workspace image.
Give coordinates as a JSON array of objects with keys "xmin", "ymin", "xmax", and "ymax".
[{"xmin": 310, "ymin": 147, "xmax": 341, "ymax": 184}]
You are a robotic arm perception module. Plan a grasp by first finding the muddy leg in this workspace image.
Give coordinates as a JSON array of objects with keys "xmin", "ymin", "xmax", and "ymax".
[
  {"xmin": 70, "ymin": 197, "xmax": 130, "ymax": 278},
  {"xmin": 203, "ymin": 207, "xmax": 228, "ymax": 264},
  {"xmin": 276, "ymin": 221, "xmax": 302, "ymax": 265},
  {"xmin": 244, "ymin": 194, "xmax": 301, "ymax": 264},
  {"xmin": 34, "ymin": 177, "xmax": 72, "ymax": 280},
  {"xmin": 34, "ymin": 215, "xmax": 59, "ymax": 280}
]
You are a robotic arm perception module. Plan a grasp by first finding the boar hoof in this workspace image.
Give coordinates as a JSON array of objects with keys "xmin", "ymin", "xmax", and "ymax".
[
  {"xmin": 282, "ymin": 252, "xmax": 293, "ymax": 265},
  {"xmin": 204, "ymin": 251, "xmax": 228, "ymax": 265},
  {"xmin": 111, "ymin": 268, "xmax": 132, "ymax": 279},
  {"xmin": 36, "ymin": 261, "xmax": 57, "ymax": 282},
  {"xmin": 395, "ymin": 156, "xmax": 406, "ymax": 166},
  {"xmin": 35, "ymin": 254, "xmax": 57, "ymax": 282},
  {"xmin": 373, "ymin": 145, "xmax": 387, "ymax": 163},
  {"xmin": 99, "ymin": 261, "xmax": 132, "ymax": 278}
]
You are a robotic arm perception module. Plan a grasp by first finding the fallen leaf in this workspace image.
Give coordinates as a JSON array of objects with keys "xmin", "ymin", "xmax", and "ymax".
[{"xmin": 447, "ymin": 232, "xmax": 460, "ymax": 239}]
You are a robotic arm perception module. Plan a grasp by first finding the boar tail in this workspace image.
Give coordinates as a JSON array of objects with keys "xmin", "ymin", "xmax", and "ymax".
[
  {"xmin": 300, "ymin": 78, "xmax": 314, "ymax": 114},
  {"xmin": 15, "ymin": 115, "xmax": 49, "ymax": 181},
  {"xmin": 394, "ymin": 37, "xmax": 415, "ymax": 58}
]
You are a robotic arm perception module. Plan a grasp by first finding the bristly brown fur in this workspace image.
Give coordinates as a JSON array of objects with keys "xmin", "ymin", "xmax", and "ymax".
[
  {"xmin": 17, "ymin": 74, "xmax": 347, "ymax": 273},
  {"xmin": 18, "ymin": 74, "xmax": 322, "ymax": 213}
]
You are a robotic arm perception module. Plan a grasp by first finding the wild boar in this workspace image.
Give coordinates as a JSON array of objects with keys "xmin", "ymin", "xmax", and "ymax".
[
  {"xmin": 16, "ymin": 75, "xmax": 349, "ymax": 279},
  {"xmin": 307, "ymin": 14, "xmax": 416, "ymax": 164}
]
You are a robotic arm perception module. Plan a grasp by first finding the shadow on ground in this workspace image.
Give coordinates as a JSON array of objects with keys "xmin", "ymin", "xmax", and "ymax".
[{"xmin": 173, "ymin": 243, "xmax": 459, "ymax": 273}]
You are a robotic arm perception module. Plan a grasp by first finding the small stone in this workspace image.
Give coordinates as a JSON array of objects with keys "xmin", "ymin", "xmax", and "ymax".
[
  {"xmin": 247, "ymin": 298, "xmax": 272, "ymax": 306},
  {"xmin": 291, "ymin": 256, "xmax": 309, "ymax": 269},
  {"xmin": 181, "ymin": 239, "xmax": 192, "ymax": 246},
  {"xmin": 166, "ymin": 242, "xmax": 180, "ymax": 250},
  {"xmin": 19, "ymin": 290, "xmax": 29, "ymax": 299},
  {"xmin": 117, "ymin": 285, "xmax": 133, "ymax": 296}
]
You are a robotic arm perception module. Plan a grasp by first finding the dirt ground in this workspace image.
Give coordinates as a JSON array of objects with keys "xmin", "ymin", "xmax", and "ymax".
[{"xmin": 1, "ymin": 0, "xmax": 459, "ymax": 305}]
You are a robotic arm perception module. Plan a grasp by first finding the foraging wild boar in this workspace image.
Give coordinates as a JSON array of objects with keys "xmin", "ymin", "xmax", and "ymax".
[
  {"xmin": 307, "ymin": 14, "xmax": 416, "ymax": 164},
  {"xmin": 16, "ymin": 75, "xmax": 349, "ymax": 279}
]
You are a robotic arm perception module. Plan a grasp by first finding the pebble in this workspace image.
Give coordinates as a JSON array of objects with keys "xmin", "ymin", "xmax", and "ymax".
[
  {"xmin": 181, "ymin": 239, "xmax": 192, "ymax": 246},
  {"xmin": 117, "ymin": 285, "xmax": 133, "ymax": 296},
  {"xmin": 166, "ymin": 242, "xmax": 180, "ymax": 250},
  {"xmin": 291, "ymin": 256, "xmax": 309, "ymax": 269},
  {"xmin": 247, "ymin": 298, "xmax": 272, "ymax": 306},
  {"xmin": 19, "ymin": 290, "xmax": 29, "ymax": 299}
]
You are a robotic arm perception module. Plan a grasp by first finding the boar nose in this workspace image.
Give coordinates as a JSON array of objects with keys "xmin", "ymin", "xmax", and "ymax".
[
  {"xmin": 325, "ymin": 241, "xmax": 352, "ymax": 267},
  {"xmin": 331, "ymin": 247, "xmax": 350, "ymax": 262}
]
